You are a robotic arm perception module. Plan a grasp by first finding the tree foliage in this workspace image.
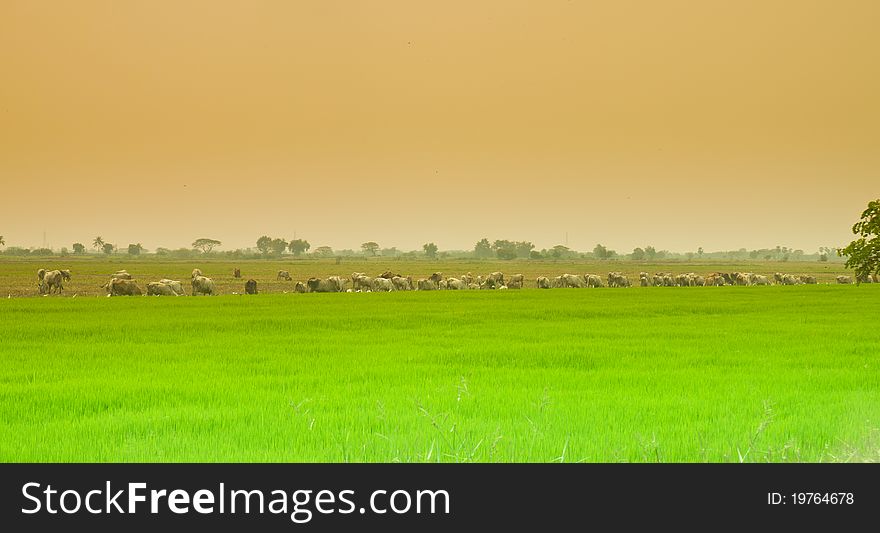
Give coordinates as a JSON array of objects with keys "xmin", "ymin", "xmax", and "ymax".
[
  {"xmin": 127, "ymin": 243, "xmax": 143, "ymax": 256},
  {"xmin": 838, "ymin": 199, "xmax": 880, "ymax": 283},
  {"xmin": 72, "ymin": 243, "xmax": 85, "ymax": 254},
  {"xmin": 423, "ymin": 242, "xmax": 438, "ymax": 258},
  {"xmin": 289, "ymin": 239, "xmax": 311, "ymax": 256},
  {"xmin": 256, "ymin": 236, "xmax": 272, "ymax": 255},
  {"xmin": 361, "ymin": 242, "xmax": 379, "ymax": 256},
  {"xmin": 192, "ymin": 238, "xmax": 221, "ymax": 253},
  {"xmin": 474, "ymin": 238, "xmax": 492, "ymax": 259},
  {"xmin": 102, "ymin": 242, "xmax": 115, "ymax": 255}
]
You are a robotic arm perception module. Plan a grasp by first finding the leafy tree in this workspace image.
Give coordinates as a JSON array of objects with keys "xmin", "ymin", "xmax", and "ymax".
[
  {"xmin": 474, "ymin": 238, "xmax": 492, "ymax": 259},
  {"xmin": 551, "ymin": 244, "xmax": 569, "ymax": 259},
  {"xmin": 361, "ymin": 242, "xmax": 379, "ymax": 256},
  {"xmin": 289, "ymin": 239, "xmax": 310, "ymax": 256},
  {"xmin": 192, "ymin": 238, "xmax": 221, "ymax": 253},
  {"xmin": 102, "ymin": 242, "xmax": 115, "ymax": 255},
  {"xmin": 645, "ymin": 245, "xmax": 657, "ymax": 260},
  {"xmin": 127, "ymin": 243, "xmax": 143, "ymax": 256},
  {"xmin": 697, "ymin": 247, "xmax": 704, "ymax": 258},
  {"xmin": 497, "ymin": 248, "xmax": 517, "ymax": 260},
  {"xmin": 423, "ymin": 242, "xmax": 438, "ymax": 259},
  {"xmin": 270, "ymin": 238, "xmax": 288, "ymax": 256},
  {"xmin": 515, "ymin": 241, "xmax": 535, "ymax": 258},
  {"xmin": 594, "ymin": 244, "xmax": 613, "ymax": 259},
  {"xmin": 686, "ymin": 252, "xmax": 695, "ymax": 261},
  {"xmin": 72, "ymin": 242, "xmax": 85, "ymax": 255},
  {"xmin": 631, "ymin": 247, "xmax": 645, "ymax": 261},
  {"xmin": 256, "ymin": 235, "xmax": 272, "ymax": 255},
  {"xmin": 529, "ymin": 250, "xmax": 543, "ymax": 259},
  {"xmin": 313, "ymin": 246, "xmax": 334, "ymax": 257},
  {"xmin": 819, "ymin": 253, "xmax": 828, "ymax": 262},
  {"xmin": 92, "ymin": 236, "xmax": 104, "ymax": 250},
  {"xmin": 838, "ymin": 199, "xmax": 880, "ymax": 283}
]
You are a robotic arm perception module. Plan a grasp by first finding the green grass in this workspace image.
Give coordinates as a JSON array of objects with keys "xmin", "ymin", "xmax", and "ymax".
[{"xmin": 1, "ymin": 284, "xmax": 878, "ymax": 462}]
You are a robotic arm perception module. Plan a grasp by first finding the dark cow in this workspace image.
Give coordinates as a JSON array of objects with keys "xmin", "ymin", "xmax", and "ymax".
[{"xmin": 245, "ymin": 279, "xmax": 258, "ymax": 294}]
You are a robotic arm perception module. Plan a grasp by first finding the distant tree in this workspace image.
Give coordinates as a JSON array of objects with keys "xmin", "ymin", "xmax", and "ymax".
[
  {"xmin": 256, "ymin": 235, "xmax": 272, "ymax": 255},
  {"xmin": 529, "ymin": 250, "xmax": 543, "ymax": 259},
  {"xmin": 313, "ymin": 246, "xmax": 334, "ymax": 257},
  {"xmin": 192, "ymin": 238, "xmax": 221, "ymax": 253},
  {"xmin": 60, "ymin": 247, "xmax": 69, "ymax": 257},
  {"xmin": 156, "ymin": 247, "xmax": 170, "ymax": 256},
  {"xmin": 686, "ymin": 252, "xmax": 695, "ymax": 261},
  {"xmin": 594, "ymin": 244, "xmax": 611, "ymax": 259},
  {"xmin": 474, "ymin": 238, "xmax": 493, "ymax": 259},
  {"xmin": 749, "ymin": 250, "xmax": 759, "ymax": 259},
  {"xmin": 838, "ymin": 199, "xmax": 880, "ymax": 283},
  {"xmin": 270, "ymin": 238, "xmax": 288, "ymax": 256},
  {"xmin": 551, "ymin": 245, "xmax": 570, "ymax": 259},
  {"xmin": 644, "ymin": 246, "xmax": 657, "ymax": 260},
  {"xmin": 289, "ymin": 239, "xmax": 310, "ymax": 257},
  {"xmin": 819, "ymin": 253, "xmax": 828, "ymax": 262},
  {"xmin": 361, "ymin": 242, "xmax": 379, "ymax": 256},
  {"xmin": 380, "ymin": 247, "xmax": 399, "ymax": 257},
  {"xmin": 127, "ymin": 243, "xmax": 143, "ymax": 256},
  {"xmin": 423, "ymin": 242, "xmax": 438, "ymax": 259},
  {"xmin": 102, "ymin": 242, "xmax": 115, "ymax": 255},
  {"xmin": 697, "ymin": 247, "xmax": 704, "ymax": 258},
  {"xmin": 515, "ymin": 241, "xmax": 535, "ymax": 258},
  {"xmin": 92, "ymin": 236, "xmax": 104, "ymax": 250},
  {"xmin": 631, "ymin": 247, "xmax": 645, "ymax": 261},
  {"xmin": 497, "ymin": 248, "xmax": 517, "ymax": 260},
  {"xmin": 72, "ymin": 242, "xmax": 85, "ymax": 255}
]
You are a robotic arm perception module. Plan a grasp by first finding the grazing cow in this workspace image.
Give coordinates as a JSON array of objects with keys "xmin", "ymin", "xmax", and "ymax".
[
  {"xmin": 486, "ymin": 272, "xmax": 504, "ymax": 289},
  {"xmin": 191, "ymin": 275, "xmax": 215, "ymax": 295},
  {"xmin": 467, "ymin": 283, "xmax": 481, "ymax": 290},
  {"xmin": 461, "ymin": 273, "xmax": 475, "ymax": 285},
  {"xmin": 277, "ymin": 270, "xmax": 292, "ymax": 281},
  {"xmin": 307, "ymin": 277, "xmax": 343, "ymax": 293},
  {"xmin": 773, "ymin": 272, "xmax": 784, "ymax": 285},
  {"xmin": 294, "ymin": 281, "xmax": 307, "ymax": 293},
  {"xmin": 191, "ymin": 268, "xmax": 203, "ymax": 279},
  {"xmin": 429, "ymin": 272, "xmax": 444, "ymax": 284},
  {"xmin": 536, "ymin": 276, "xmax": 551, "ymax": 289},
  {"xmin": 584, "ymin": 274, "xmax": 603, "ymax": 288},
  {"xmin": 41, "ymin": 269, "xmax": 71, "ymax": 294},
  {"xmin": 446, "ymin": 277, "xmax": 466, "ymax": 290},
  {"xmin": 354, "ymin": 275, "xmax": 373, "ymax": 292},
  {"xmin": 391, "ymin": 276, "xmax": 414, "ymax": 291},
  {"xmin": 798, "ymin": 275, "xmax": 817, "ymax": 285},
  {"xmin": 328, "ymin": 276, "xmax": 349, "ymax": 292},
  {"xmin": 836, "ymin": 275, "xmax": 852, "ymax": 284},
  {"xmin": 560, "ymin": 273, "xmax": 585, "ymax": 288},
  {"xmin": 158, "ymin": 279, "xmax": 185, "ymax": 296},
  {"xmin": 351, "ymin": 272, "xmax": 366, "ymax": 286},
  {"xmin": 639, "ymin": 272, "xmax": 651, "ymax": 287},
  {"xmin": 233, "ymin": 268, "xmax": 241, "ymax": 279},
  {"xmin": 780, "ymin": 274, "xmax": 801, "ymax": 286},
  {"xmin": 245, "ymin": 279, "xmax": 258, "ymax": 294},
  {"xmin": 372, "ymin": 277, "xmax": 395, "ymax": 292},
  {"xmin": 106, "ymin": 278, "xmax": 142, "ymax": 296},
  {"xmin": 417, "ymin": 278, "xmax": 437, "ymax": 291},
  {"xmin": 378, "ymin": 271, "xmax": 400, "ymax": 279},
  {"xmin": 753, "ymin": 275, "xmax": 770, "ymax": 286},
  {"xmin": 438, "ymin": 280, "xmax": 448, "ymax": 290},
  {"xmin": 607, "ymin": 272, "xmax": 630, "ymax": 288},
  {"xmin": 507, "ymin": 274, "xmax": 524, "ymax": 289},
  {"xmin": 111, "ymin": 270, "xmax": 132, "ymax": 280},
  {"xmin": 146, "ymin": 281, "xmax": 177, "ymax": 296},
  {"xmin": 856, "ymin": 273, "xmax": 874, "ymax": 284}
]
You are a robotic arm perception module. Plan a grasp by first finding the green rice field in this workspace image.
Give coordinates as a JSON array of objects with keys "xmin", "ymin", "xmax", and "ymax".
[{"xmin": 1, "ymin": 279, "xmax": 878, "ymax": 462}]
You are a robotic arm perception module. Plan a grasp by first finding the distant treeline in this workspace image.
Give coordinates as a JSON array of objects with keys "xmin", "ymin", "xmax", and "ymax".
[{"xmin": 0, "ymin": 235, "xmax": 844, "ymax": 262}]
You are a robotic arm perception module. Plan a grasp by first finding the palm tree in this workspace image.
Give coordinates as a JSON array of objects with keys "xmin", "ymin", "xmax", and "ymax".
[{"xmin": 92, "ymin": 236, "xmax": 104, "ymax": 250}]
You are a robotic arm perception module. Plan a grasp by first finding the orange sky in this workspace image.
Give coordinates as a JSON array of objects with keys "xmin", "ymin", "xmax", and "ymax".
[{"xmin": 1, "ymin": 1, "xmax": 877, "ymax": 253}]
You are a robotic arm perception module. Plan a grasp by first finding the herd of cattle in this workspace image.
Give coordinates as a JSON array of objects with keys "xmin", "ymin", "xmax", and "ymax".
[{"xmin": 33, "ymin": 267, "xmax": 879, "ymax": 297}]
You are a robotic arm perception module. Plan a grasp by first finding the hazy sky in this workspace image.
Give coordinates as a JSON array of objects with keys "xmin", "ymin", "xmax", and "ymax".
[{"xmin": 1, "ymin": 1, "xmax": 877, "ymax": 253}]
